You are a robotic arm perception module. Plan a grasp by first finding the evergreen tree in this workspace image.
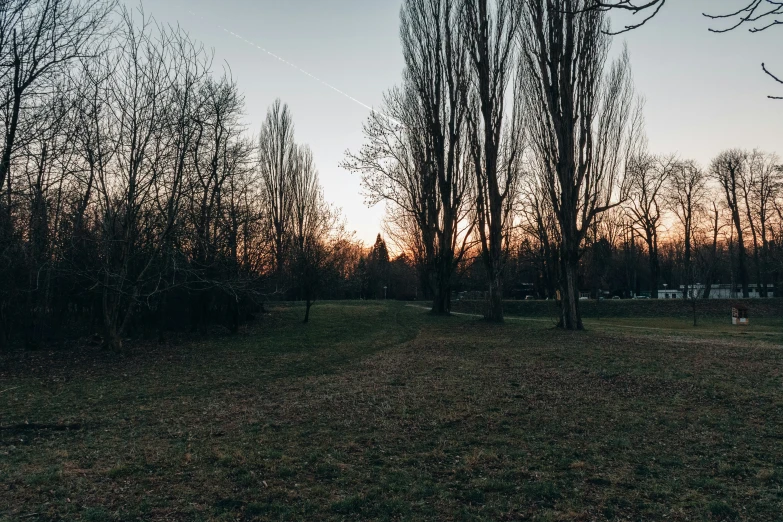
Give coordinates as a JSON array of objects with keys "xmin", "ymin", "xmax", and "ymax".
[{"xmin": 366, "ymin": 234, "xmax": 390, "ymax": 299}]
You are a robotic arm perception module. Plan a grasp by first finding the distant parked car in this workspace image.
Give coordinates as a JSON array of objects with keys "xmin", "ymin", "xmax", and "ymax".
[
  {"xmin": 633, "ymin": 296, "xmax": 649, "ymax": 299},
  {"xmin": 612, "ymin": 296, "xmax": 620, "ymax": 300},
  {"xmin": 525, "ymin": 295, "xmax": 535, "ymax": 301}
]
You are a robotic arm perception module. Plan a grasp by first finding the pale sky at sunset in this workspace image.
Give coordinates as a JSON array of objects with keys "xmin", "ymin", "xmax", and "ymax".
[{"xmin": 136, "ymin": 0, "xmax": 780, "ymax": 245}]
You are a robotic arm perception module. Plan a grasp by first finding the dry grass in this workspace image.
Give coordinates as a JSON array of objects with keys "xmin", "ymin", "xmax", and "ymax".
[{"xmin": 1, "ymin": 301, "xmax": 782, "ymax": 521}]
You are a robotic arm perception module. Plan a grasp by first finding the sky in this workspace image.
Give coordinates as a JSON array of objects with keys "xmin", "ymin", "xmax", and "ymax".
[{"xmin": 135, "ymin": 0, "xmax": 780, "ymax": 245}]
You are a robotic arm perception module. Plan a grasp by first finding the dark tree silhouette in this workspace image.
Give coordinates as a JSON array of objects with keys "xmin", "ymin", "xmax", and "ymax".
[
  {"xmin": 519, "ymin": 2, "xmax": 643, "ymax": 329},
  {"xmin": 290, "ymin": 145, "xmax": 344, "ymax": 323},
  {"xmin": 399, "ymin": 0, "xmax": 473, "ymax": 315},
  {"xmin": 666, "ymin": 159, "xmax": 707, "ymax": 321},
  {"xmin": 345, "ymin": 0, "xmax": 474, "ymax": 316},
  {"xmin": 343, "ymin": 86, "xmax": 439, "ymax": 302},
  {"xmin": 597, "ymin": 1, "xmax": 783, "ymax": 97},
  {"xmin": 462, "ymin": 0, "xmax": 523, "ymax": 322},
  {"xmin": 705, "ymin": 1, "xmax": 783, "ymax": 98},
  {"xmin": 711, "ymin": 150, "xmax": 751, "ymax": 298},
  {"xmin": 365, "ymin": 234, "xmax": 390, "ymax": 299},
  {"xmin": 259, "ymin": 99, "xmax": 297, "ymax": 284},
  {"xmin": 626, "ymin": 154, "xmax": 676, "ymax": 299},
  {"xmin": 0, "ymin": 0, "xmax": 115, "ymax": 218},
  {"xmin": 592, "ymin": 0, "xmax": 666, "ymax": 33}
]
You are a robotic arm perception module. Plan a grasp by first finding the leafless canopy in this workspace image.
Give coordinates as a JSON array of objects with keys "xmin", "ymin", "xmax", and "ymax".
[
  {"xmin": 705, "ymin": 0, "xmax": 783, "ymax": 33},
  {"xmin": 594, "ymin": 1, "xmax": 783, "ymax": 97},
  {"xmin": 344, "ymin": 0, "xmax": 476, "ymax": 314},
  {"xmin": 462, "ymin": 0, "xmax": 524, "ymax": 322},
  {"xmin": 519, "ymin": 1, "xmax": 643, "ymax": 328},
  {"xmin": 706, "ymin": 1, "xmax": 783, "ymax": 97},
  {"xmin": 591, "ymin": 0, "xmax": 666, "ymax": 33},
  {"xmin": 0, "ymin": 0, "xmax": 115, "ymax": 213},
  {"xmin": 0, "ymin": 2, "xmax": 357, "ymax": 348},
  {"xmin": 258, "ymin": 98, "xmax": 297, "ymax": 278}
]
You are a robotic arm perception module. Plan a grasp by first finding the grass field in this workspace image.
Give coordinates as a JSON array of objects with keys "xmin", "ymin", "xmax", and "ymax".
[
  {"xmin": 1, "ymin": 301, "xmax": 782, "ymax": 521},
  {"xmin": 451, "ymin": 298, "xmax": 783, "ymax": 321}
]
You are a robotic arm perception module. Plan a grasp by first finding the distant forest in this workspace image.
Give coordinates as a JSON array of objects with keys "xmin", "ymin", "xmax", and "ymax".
[{"xmin": 1, "ymin": 0, "xmax": 781, "ymax": 349}]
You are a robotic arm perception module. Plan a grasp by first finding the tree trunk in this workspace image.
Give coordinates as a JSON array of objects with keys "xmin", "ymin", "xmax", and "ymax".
[
  {"xmin": 704, "ymin": 207, "xmax": 720, "ymax": 299},
  {"xmin": 752, "ymin": 248, "xmax": 764, "ymax": 297},
  {"xmin": 486, "ymin": 273, "xmax": 503, "ymax": 322},
  {"xmin": 560, "ymin": 254, "xmax": 583, "ymax": 330},
  {"xmin": 483, "ymin": 183, "xmax": 505, "ymax": 323},
  {"xmin": 736, "ymin": 237, "xmax": 749, "ymax": 298},
  {"xmin": 431, "ymin": 285, "xmax": 451, "ymax": 315},
  {"xmin": 431, "ymin": 257, "xmax": 452, "ymax": 315},
  {"xmin": 418, "ymin": 262, "xmax": 435, "ymax": 301},
  {"xmin": 103, "ymin": 323, "xmax": 123, "ymax": 353},
  {"xmin": 0, "ymin": 72, "xmax": 22, "ymax": 196},
  {"xmin": 728, "ymin": 205, "xmax": 750, "ymax": 298},
  {"xmin": 650, "ymin": 257, "xmax": 660, "ymax": 299},
  {"xmin": 692, "ymin": 296, "xmax": 697, "ymax": 327},
  {"xmin": 648, "ymin": 234, "xmax": 660, "ymax": 298}
]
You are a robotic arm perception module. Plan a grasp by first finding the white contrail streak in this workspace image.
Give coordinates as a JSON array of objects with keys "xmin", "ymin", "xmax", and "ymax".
[{"xmin": 187, "ymin": 9, "xmax": 401, "ymax": 127}]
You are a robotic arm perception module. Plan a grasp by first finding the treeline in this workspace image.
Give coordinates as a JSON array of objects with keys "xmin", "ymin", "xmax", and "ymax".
[
  {"xmin": 3, "ymin": 0, "xmax": 781, "ymax": 346},
  {"xmin": 345, "ymin": 0, "xmax": 783, "ymax": 328},
  {"xmin": 0, "ymin": 1, "xmax": 378, "ymax": 350},
  {"xmin": 510, "ymin": 149, "xmax": 783, "ymax": 300}
]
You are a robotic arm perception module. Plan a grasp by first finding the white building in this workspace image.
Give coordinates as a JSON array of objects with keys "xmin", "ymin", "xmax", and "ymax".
[
  {"xmin": 679, "ymin": 283, "xmax": 775, "ymax": 299},
  {"xmin": 659, "ymin": 288, "xmax": 683, "ymax": 299}
]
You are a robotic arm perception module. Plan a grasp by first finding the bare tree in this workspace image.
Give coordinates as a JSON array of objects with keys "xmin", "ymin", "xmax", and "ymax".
[
  {"xmin": 595, "ymin": 0, "xmax": 783, "ymax": 37},
  {"xmin": 462, "ymin": 0, "xmax": 522, "ymax": 322},
  {"xmin": 381, "ymin": 205, "xmax": 429, "ymax": 296},
  {"xmin": 0, "ymin": 0, "xmax": 361, "ymax": 348},
  {"xmin": 343, "ymin": 86, "xmax": 439, "ymax": 301},
  {"xmin": 290, "ymin": 144, "xmax": 345, "ymax": 322},
  {"xmin": 596, "ymin": 1, "xmax": 783, "ymax": 96},
  {"xmin": 711, "ymin": 149, "xmax": 750, "ymax": 298},
  {"xmin": 399, "ymin": 0, "xmax": 474, "ymax": 315},
  {"xmin": 742, "ymin": 149, "xmax": 780, "ymax": 296},
  {"xmin": 0, "ymin": 0, "xmax": 114, "ymax": 220},
  {"xmin": 700, "ymin": 196, "xmax": 726, "ymax": 299},
  {"xmin": 664, "ymin": 159, "xmax": 706, "ymax": 323},
  {"xmin": 592, "ymin": 0, "xmax": 666, "ymax": 33},
  {"xmin": 706, "ymin": 1, "xmax": 783, "ymax": 98},
  {"xmin": 519, "ymin": 2, "xmax": 642, "ymax": 329},
  {"xmin": 772, "ymin": 164, "xmax": 783, "ymax": 293},
  {"xmin": 345, "ymin": 0, "xmax": 474, "ymax": 315},
  {"xmin": 14, "ymin": 84, "xmax": 80, "ymax": 346},
  {"xmin": 258, "ymin": 99, "xmax": 296, "ymax": 282},
  {"xmin": 619, "ymin": 209, "xmax": 641, "ymax": 297},
  {"xmin": 185, "ymin": 74, "xmax": 252, "ymax": 330},
  {"xmin": 666, "ymin": 159, "xmax": 706, "ymax": 305},
  {"xmin": 67, "ymin": 8, "xmax": 219, "ymax": 351},
  {"xmin": 518, "ymin": 162, "xmax": 560, "ymax": 300},
  {"xmin": 258, "ymin": 99, "xmax": 297, "ymax": 284},
  {"xmin": 626, "ymin": 154, "xmax": 675, "ymax": 298},
  {"xmin": 93, "ymin": 9, "xmax": 175, "ymax": 350},
  {"xmin": 0, "ymin": 0, "xmax": 113, "ymax": 348}
]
